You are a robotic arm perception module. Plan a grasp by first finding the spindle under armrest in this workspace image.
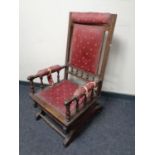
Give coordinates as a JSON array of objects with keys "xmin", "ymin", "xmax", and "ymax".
[
  {"xmin": 27, "ymin": 65, "xmax": 67, "ymax": 93},
  {"xmin": 64, "ymin": 81, "xmax": 97, "ymax": 121}
]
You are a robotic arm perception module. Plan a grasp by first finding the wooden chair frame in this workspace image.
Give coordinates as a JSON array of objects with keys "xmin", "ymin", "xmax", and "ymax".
[{"xmin": 27, "ymin": 12, "xmax": 117, "ymax": 147}]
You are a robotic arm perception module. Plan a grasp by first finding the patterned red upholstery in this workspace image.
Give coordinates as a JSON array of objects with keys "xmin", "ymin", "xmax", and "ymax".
[
  {"xmin": 37, "ymin": 65, "xmax": 61, "ymax": 76},
  {"xmin": 35, "ymin": 80, "xmax": 96, "ymax": 116},
  {"xmin": 70, "ymin": 24, "xmax": 105, "ymax": 74},
  {"xmin": 71, "ymin": 12, "xmax": 112, "ymax": 25},
  {"xmin": 35, "ymin": 80, "xmax": 79, "ymax": 115},
  {"xmin": 36, "ymin": 65, "xmax": 62, "ymax": 85},
  {"xmin": 73, "ymin": 81, "xmax": 96, "ymax": 98}
]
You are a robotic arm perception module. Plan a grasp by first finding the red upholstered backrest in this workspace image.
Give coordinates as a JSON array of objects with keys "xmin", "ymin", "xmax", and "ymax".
[
  {"xmin": 71, "ymin": 12, "xmax": 112, "ymax": 25},
  {"xmin": 69, "ymin": 12, "xmax": 112, "ymax": 74}
]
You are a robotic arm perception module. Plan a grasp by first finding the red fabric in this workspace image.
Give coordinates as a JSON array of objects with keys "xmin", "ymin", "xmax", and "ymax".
[
  {"xmin": 70, "ymin": 24, "xmax": 104, "ymax": 74},
  {"xmin": 47, "ymin": 74, "xmax": 53, "ymax": 85},
  {"xmin": 36, "ymin": 80, "xmax": 79, "ymax": 115},
  {"xmin": 71, "ymin": 12, "xmax": 112, "ymax": 25},
  {"xmin": 37, "ymin": 65, "xmax": 62, "ymax": 77},
  {"xmin": 37, "ymin": 65, "xmax": 61, "ymax": 85},
  {"xmin": 85, "ymin": 81, "xmax": 96, "ymax": 90},
  {"xmin": 73, "ymin": 87, "xmax": 86, "ymax": 97},
  {"xmin": 73, "ymin": 81, "xmax": 96, "ymax": 98}
]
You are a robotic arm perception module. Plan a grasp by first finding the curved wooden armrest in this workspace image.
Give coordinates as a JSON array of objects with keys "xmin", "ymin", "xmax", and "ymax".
[
  {"xmin": 27, "ymin": 65, "xmax": 66, "ymax": 81},
  {"xmin": 65, "ymin": 81, "xmax": 98, "ymax": 106},
  {"xmin": 27, "ymin": 65, "xmax": 67, "ymax": 94},
  {"xmin": 64, "ymin": 81, "xmax": 97, "ymax": 121},
  {"xmin": 74, "ymin": 81, "xmax": 97, "ymax": 97}
]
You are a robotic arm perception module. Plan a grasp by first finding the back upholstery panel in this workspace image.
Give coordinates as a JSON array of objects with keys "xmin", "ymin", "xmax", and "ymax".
[{"xmin": 69, "ymin": 24, "xmax": 105, "ymax": 74}]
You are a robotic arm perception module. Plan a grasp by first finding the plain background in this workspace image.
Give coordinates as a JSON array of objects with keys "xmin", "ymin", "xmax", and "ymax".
[{"xmin": 19, "ymin": 0, "xmax": 135, "ymax": 95}]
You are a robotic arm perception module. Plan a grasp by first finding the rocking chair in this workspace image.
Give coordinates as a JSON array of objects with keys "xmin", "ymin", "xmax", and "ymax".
[{"xmin": 27, "ymin": 12, "xmax": 117, "ymax": 147}]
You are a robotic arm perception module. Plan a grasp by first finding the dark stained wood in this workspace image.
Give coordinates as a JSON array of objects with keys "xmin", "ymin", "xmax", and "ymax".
[
  {"xmin": 29, "ymin": 79, "xmax": 35, "ymax": 94},
  {"xmin": 27, "ymin": 13, "xmax": 117, "ymax": 147},
  {"xmin": 39, "ymin": 77, "xmax": 44, "ymax": 89},
  {"xmin": 98, "ymin": 14, "xmax": 117, "ymax": 94},
  {"xmin": 64, "ymin": 13, "xmax": 73, "ymax": 80},
  {"xmin": 30, "ymin": 93, "xmax": 66, "ymax": 124},
  {"xmin": 65, "ymin": 103, "xmax": 71, "ymax": 122},
  {"xmin": 57, "ymin": 71, "xmax": 60, "ymax": 83},
  {"xmin": 36, "ymin": 112, "xmax": 66, "ymax": 138},
  {"xmin": 75, "ymin": 98, "xmax": 79, "ymax": 113},
  {"xmin": 63, "ymin": 102, "xmax": 103, "ymax": 147}
]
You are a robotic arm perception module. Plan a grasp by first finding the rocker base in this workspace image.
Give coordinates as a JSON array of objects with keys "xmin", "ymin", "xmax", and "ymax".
[{"xmin": 35, "ymin": 102, "xmax": 103, "ymax": 147}]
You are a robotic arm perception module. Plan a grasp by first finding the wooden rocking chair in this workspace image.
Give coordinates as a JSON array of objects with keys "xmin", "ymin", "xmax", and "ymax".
[{"xmin": 27, "ymin": 12, "xmax": 117, "ymax": 147}]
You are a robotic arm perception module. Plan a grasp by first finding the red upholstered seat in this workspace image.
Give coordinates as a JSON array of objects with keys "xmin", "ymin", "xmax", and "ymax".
[{"xmin": 35, "ymin": 80, "xmax": 79, "ymax": 115}]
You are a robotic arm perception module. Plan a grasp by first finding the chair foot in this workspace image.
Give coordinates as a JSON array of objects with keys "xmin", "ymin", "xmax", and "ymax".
[
  {"xmin": 36, "ymin": 110, "xmax": 46, "ymax": 120},
  {"xmin": 63, "ymin": 130, "xmax": 76, "ymax": 147},
  {"xmin": 63, "ymin": 104, "xmax": 102, "ymax": 147},
  {"xmin": 33, "ymin": 102, "xmax": 38, "ymax": 108},
  {"xmin": 94, "ymin": 103, "xmax": 103, "ymax": 112},
  {"xmin": 34, "ymin": 102, "xmax": 102, "ymax": 147},
  {"xmin": 41, "ymin": 110, "xmax": 46, "ymax": 116},
  {"xmin": 36, "ymin": 112, "xmax": 41, "ymax": 120},
  {"xmin": 62, "ymin": 126, "xmax": 68, "ymax": 134}
]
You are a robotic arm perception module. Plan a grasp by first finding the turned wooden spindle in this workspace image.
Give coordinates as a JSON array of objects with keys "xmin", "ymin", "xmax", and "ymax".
[
  {"xmin": 75, "ymin": 98, "xmax": 79, "ymax": 113},
  {"xmin": 75, "ymin": 69, "xmax": 78, "ymax": 75},
  {"xmin": 30, "ymin": 79, "xmax": 35, "ymax": 94},
  {"xmin": 81, "ymin": 71, "xmax": 83, "ymax": 78},
  {"xmin": 83, "ymin": 94, "xmax": 87, "ymax": 106},
  {"xmin": 91, "ymin": 89, "xmax": 94, "ymax": 99},
  {"xmin": 65, "ymin": 103, "xmax": 71, "ymax": 122},
  {"xmin": 39, "ymin": 77, "xmax": 44, "ymax": 89},
  {"xmin": 71, "ymin": 67, "xmax": 73, "ymax": 73},
  {"xmin": 92, "ymin": 76, "xmax": 95, "ymax": 81},
  {"xmin": 86, "ymin": 73, "xmax": 89, "ymax": 80},
  {"xmin": 96, "ymin": 81, "xmax": 102, "ymax": 96},
  {"xmin": 57, "ymin": 71, "xmax": 60, "ymax": 83}
]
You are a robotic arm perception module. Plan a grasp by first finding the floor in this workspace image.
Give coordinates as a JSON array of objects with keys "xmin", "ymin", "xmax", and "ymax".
[{"xmin": 19, "ymin": 83, "xmax": 135, "ymax": 155}]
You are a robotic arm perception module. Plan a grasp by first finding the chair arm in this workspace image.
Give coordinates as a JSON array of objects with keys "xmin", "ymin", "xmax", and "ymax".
[
  {"xmin": 64, "ymin": 81, "xmax": 97, "ymax": 121},
  {"xmin": 27, "ymin": 65, "xmax": 66, "ymax": 94},
  {"xmin": 27, "ymin": 65, "xmax": 66, "ymax": 81}
]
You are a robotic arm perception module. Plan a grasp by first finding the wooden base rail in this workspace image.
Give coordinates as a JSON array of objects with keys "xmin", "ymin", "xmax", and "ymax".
[
  {"xmin": 36, "ymin": 112, "xmax": 66, "ymax": 138},
  {"xmin": 36, "ymin": 102, "xmax": 103, "ymax": 147}
]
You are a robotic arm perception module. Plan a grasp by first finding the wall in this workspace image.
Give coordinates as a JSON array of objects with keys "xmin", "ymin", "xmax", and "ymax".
[{"xmin": 19, "ymin": 0, "xmax": 135, "ymax": 95}]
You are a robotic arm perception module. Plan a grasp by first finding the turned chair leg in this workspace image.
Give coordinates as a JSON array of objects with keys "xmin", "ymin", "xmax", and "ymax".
[
  {"xmin": 36, "ymin": 110, "xmax": 46, "ymax": 120},
  {"xmin": 94, "ymin": 103, "xmax": 103, "ymax": 112},
  {"xmin": 63, "ymin": 130, "xmax": 76, "ymax": 147},
  {"xmin": 63, "ymin": 103, "xmax": 103, "ymax": 147},
  {"xmin": 33, "ymin": 102, "xmax": 38, "ymax": 108}
]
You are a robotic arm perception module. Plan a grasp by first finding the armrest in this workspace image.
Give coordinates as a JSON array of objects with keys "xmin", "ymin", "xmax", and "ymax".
[
  {"xmin": 65, "ymin": 81, "xmax": 97, "ymax": 105},
  {"xmin": 64, "ymin": 81, "xmax": 97, "ymax": 121},
  {"xmin": 27, "ymin": 65, "xmax": 66, "ymax": 81},
  {"xmin": 27, "ymin": 65, "xmax": 66, "ymax": 94},
  {"xmin": 74, "ymin": 81, "xmax": 96, "ymax": 98}
]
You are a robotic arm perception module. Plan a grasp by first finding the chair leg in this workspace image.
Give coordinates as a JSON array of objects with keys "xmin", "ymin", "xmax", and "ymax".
[
  {"xmin": 36, "ymin": 112, "xmax": 41, "ymax": 120},
  {"xmin": 63, "ymin": 103, "xmax": 103, "ymax": 147},
  {"xmin": 63, "ymin": 130, "xmax": 76, "ymax": 147},
  {"xmin": 94, "ymin": 102, "xmax": 103, "ymax": 112},
  {"xmin": 96, "ymin": 100, "xmax": 105, "ymax": 110},
  {"xmin": 35, "ymin": 103, "xmax": 102, "ymax": 147},
  {"xmin": 33, "ymin": 102, "xmax": 38, "ymax": 108},
  {"xmin": 36, "ymin": 110, "xmax": 46, "ymax": 120}
]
